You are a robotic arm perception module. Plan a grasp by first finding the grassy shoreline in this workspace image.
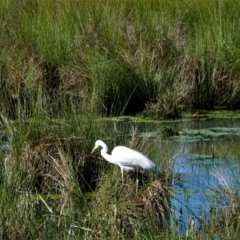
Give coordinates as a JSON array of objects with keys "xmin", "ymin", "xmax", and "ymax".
[{"xmin": 1, "ymin": 0, "xmax": 240, "ymax": 239}]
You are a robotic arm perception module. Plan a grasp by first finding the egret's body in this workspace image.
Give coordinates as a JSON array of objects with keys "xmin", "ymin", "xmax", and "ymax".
[{"xmin": 91, "ymin": 140, "xmax": 156, "ymax": 191}]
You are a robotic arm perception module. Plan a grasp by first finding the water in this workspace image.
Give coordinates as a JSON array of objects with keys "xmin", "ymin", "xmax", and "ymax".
[
  {"xmin": 155, "ymin": 118, "xmax": 240, "ymax": 236},
  {"xmin": 108, "ymin": 117, "xmax": 240, "ymax": 236},
  {"xmin": 171, "ymin": 153, "xmax": 240, "ymax": 235},
  {"xmin": 0, "ymin": 132, "xmax": 10, "ymax": 152}
]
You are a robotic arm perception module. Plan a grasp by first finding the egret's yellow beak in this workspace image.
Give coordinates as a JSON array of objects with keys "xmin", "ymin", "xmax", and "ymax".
[{"xmin": 91, "ymin": 146, "xmax": 97, "ymax": 154}]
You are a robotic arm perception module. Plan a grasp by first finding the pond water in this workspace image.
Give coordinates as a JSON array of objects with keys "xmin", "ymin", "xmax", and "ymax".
[
  {"xmin": 158, "ymin": 118, "xmax": 240, "ymax": 235},
  {"xmin": 171, "ymin": 153, "xmax": 239, "ymax": 235},
  {"xmin": 109, "ymin": 117, "xmax": 240, "ymax": 236}
]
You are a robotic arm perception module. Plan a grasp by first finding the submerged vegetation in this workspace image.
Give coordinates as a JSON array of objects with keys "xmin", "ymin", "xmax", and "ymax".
[{"xmin": 0, "ymin": 0, "xmax": 240, "ymax": 239}]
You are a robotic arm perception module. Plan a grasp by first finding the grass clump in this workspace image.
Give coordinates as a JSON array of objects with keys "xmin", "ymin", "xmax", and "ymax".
[
  {"xmin": 0, "ymin": 116, "xmax": 171, "ymax": 239},
  {"xmin": 1, "ymin": 0, "xmax": 240, "ymax": 118},
  {"xmin": 1, "ymin": 0, "xmax": 240, "ymax": 239}
]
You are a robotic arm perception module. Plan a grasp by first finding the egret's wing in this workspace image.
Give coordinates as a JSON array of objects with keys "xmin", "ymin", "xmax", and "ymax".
[{"xmin": 112, "ymin": 146, "xmax": 155, "ymax": 169}]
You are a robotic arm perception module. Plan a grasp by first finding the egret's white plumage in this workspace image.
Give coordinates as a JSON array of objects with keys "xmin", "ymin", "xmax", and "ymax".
[{"xmin": 91, "ymin": 140, "xmax": 156, "ymax": 191}]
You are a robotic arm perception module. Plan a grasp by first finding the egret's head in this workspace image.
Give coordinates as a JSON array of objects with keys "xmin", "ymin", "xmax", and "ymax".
[
  {"xmin": 91, "ymin": 140, "xmax": 100, "ymax": 154},
  {"xmin": 91, "ymin": 140, "xmax": 105, "ymax": 154}
]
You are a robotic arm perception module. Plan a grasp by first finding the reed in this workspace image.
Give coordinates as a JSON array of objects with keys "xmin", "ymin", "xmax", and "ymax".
[
  {"xmin": 0, "ymin": 115, "xmax": 171, "ymax": 239},
  {"xmin": 1, "ymin": 0, "xmax": 240, "ymax": 118},
  {"xmin": 0, "ymin": 0, "xmax": 240, "ymax": 239}
]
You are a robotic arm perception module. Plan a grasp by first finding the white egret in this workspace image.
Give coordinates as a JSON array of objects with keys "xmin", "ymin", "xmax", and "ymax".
[{"xmin": 91, "ymin": 140, "xmax": 156, "ymax": 192}]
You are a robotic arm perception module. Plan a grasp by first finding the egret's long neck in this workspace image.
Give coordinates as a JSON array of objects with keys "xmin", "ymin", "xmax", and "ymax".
[
  {"xmin": 100, "ymin": 148, "xmax": 116, "ymax": 165},
  {"xmin": 100, "ymin": 143, "xmax": 108, "ymax": 153}
]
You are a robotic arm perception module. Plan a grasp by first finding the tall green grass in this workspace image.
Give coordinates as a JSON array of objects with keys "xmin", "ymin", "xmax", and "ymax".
[
  {"xmin": 1, "ymin": 0, "xmax": 240, "ymax": 118},
  {"xmin": 0, "ymin": 113, "xmax": 171, "ymax": 239},
  {"xmin": 0, "ymin": 0, "xmax": 240, "ymax": 239}
]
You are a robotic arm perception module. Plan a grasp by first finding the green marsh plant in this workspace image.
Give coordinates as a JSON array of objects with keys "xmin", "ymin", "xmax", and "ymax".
[
  {"xmin": 1, "ymin": 0, "xmax": 240, "ymax": 239},
  {"xmin": 2, "ymin": 0, "xmax": 240, "ymax": 119}
]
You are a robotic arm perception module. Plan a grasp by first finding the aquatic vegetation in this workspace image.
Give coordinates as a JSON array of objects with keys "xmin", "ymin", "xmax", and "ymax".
[
  {"xmin": 173, "ymin": 127, "xmax": 240, "ymax": 143},
  {"xmin": 1, "ymin": 1, "xmax": 240, "ymax": 119},
  {"xmin": 1, "ymin": 0, "xmax": 240, "ymax": 239},
  {"xmin": 0, "ymin": 116, "xmax": 170, "ymax": 239}
]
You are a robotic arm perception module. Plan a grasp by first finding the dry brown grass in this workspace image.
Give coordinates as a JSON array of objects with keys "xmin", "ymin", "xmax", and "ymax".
[{"xmin": 20, "ymin": 136, "xmax": 70, "ymax": 193}]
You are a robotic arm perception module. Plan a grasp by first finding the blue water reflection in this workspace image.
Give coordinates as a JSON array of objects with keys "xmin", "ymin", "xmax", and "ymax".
[{"xmin": 171, "ymin": 153, "xmax": 240, "ymax": 235}]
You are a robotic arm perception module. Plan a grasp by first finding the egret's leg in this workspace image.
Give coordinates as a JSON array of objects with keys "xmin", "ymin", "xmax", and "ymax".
[
  {"xmin": 119, "ymin": 167, "xmax": 124, "ymax": 193},
  {"xmin": 136, "ymin": 168, "xmax": 139, "ymax": 194}
]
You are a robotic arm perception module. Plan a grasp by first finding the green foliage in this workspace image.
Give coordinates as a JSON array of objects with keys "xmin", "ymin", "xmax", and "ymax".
[
  {"xmin": 1, "ymin": 0, "xmax": 240, "ymax": 238},
  {"xmin": 0, "ymin": 113, "xmax": 172, "ymax": 239},
  {"xmin": 1, "ymin": 0, "xmax": 240, "ymax": 118}
]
